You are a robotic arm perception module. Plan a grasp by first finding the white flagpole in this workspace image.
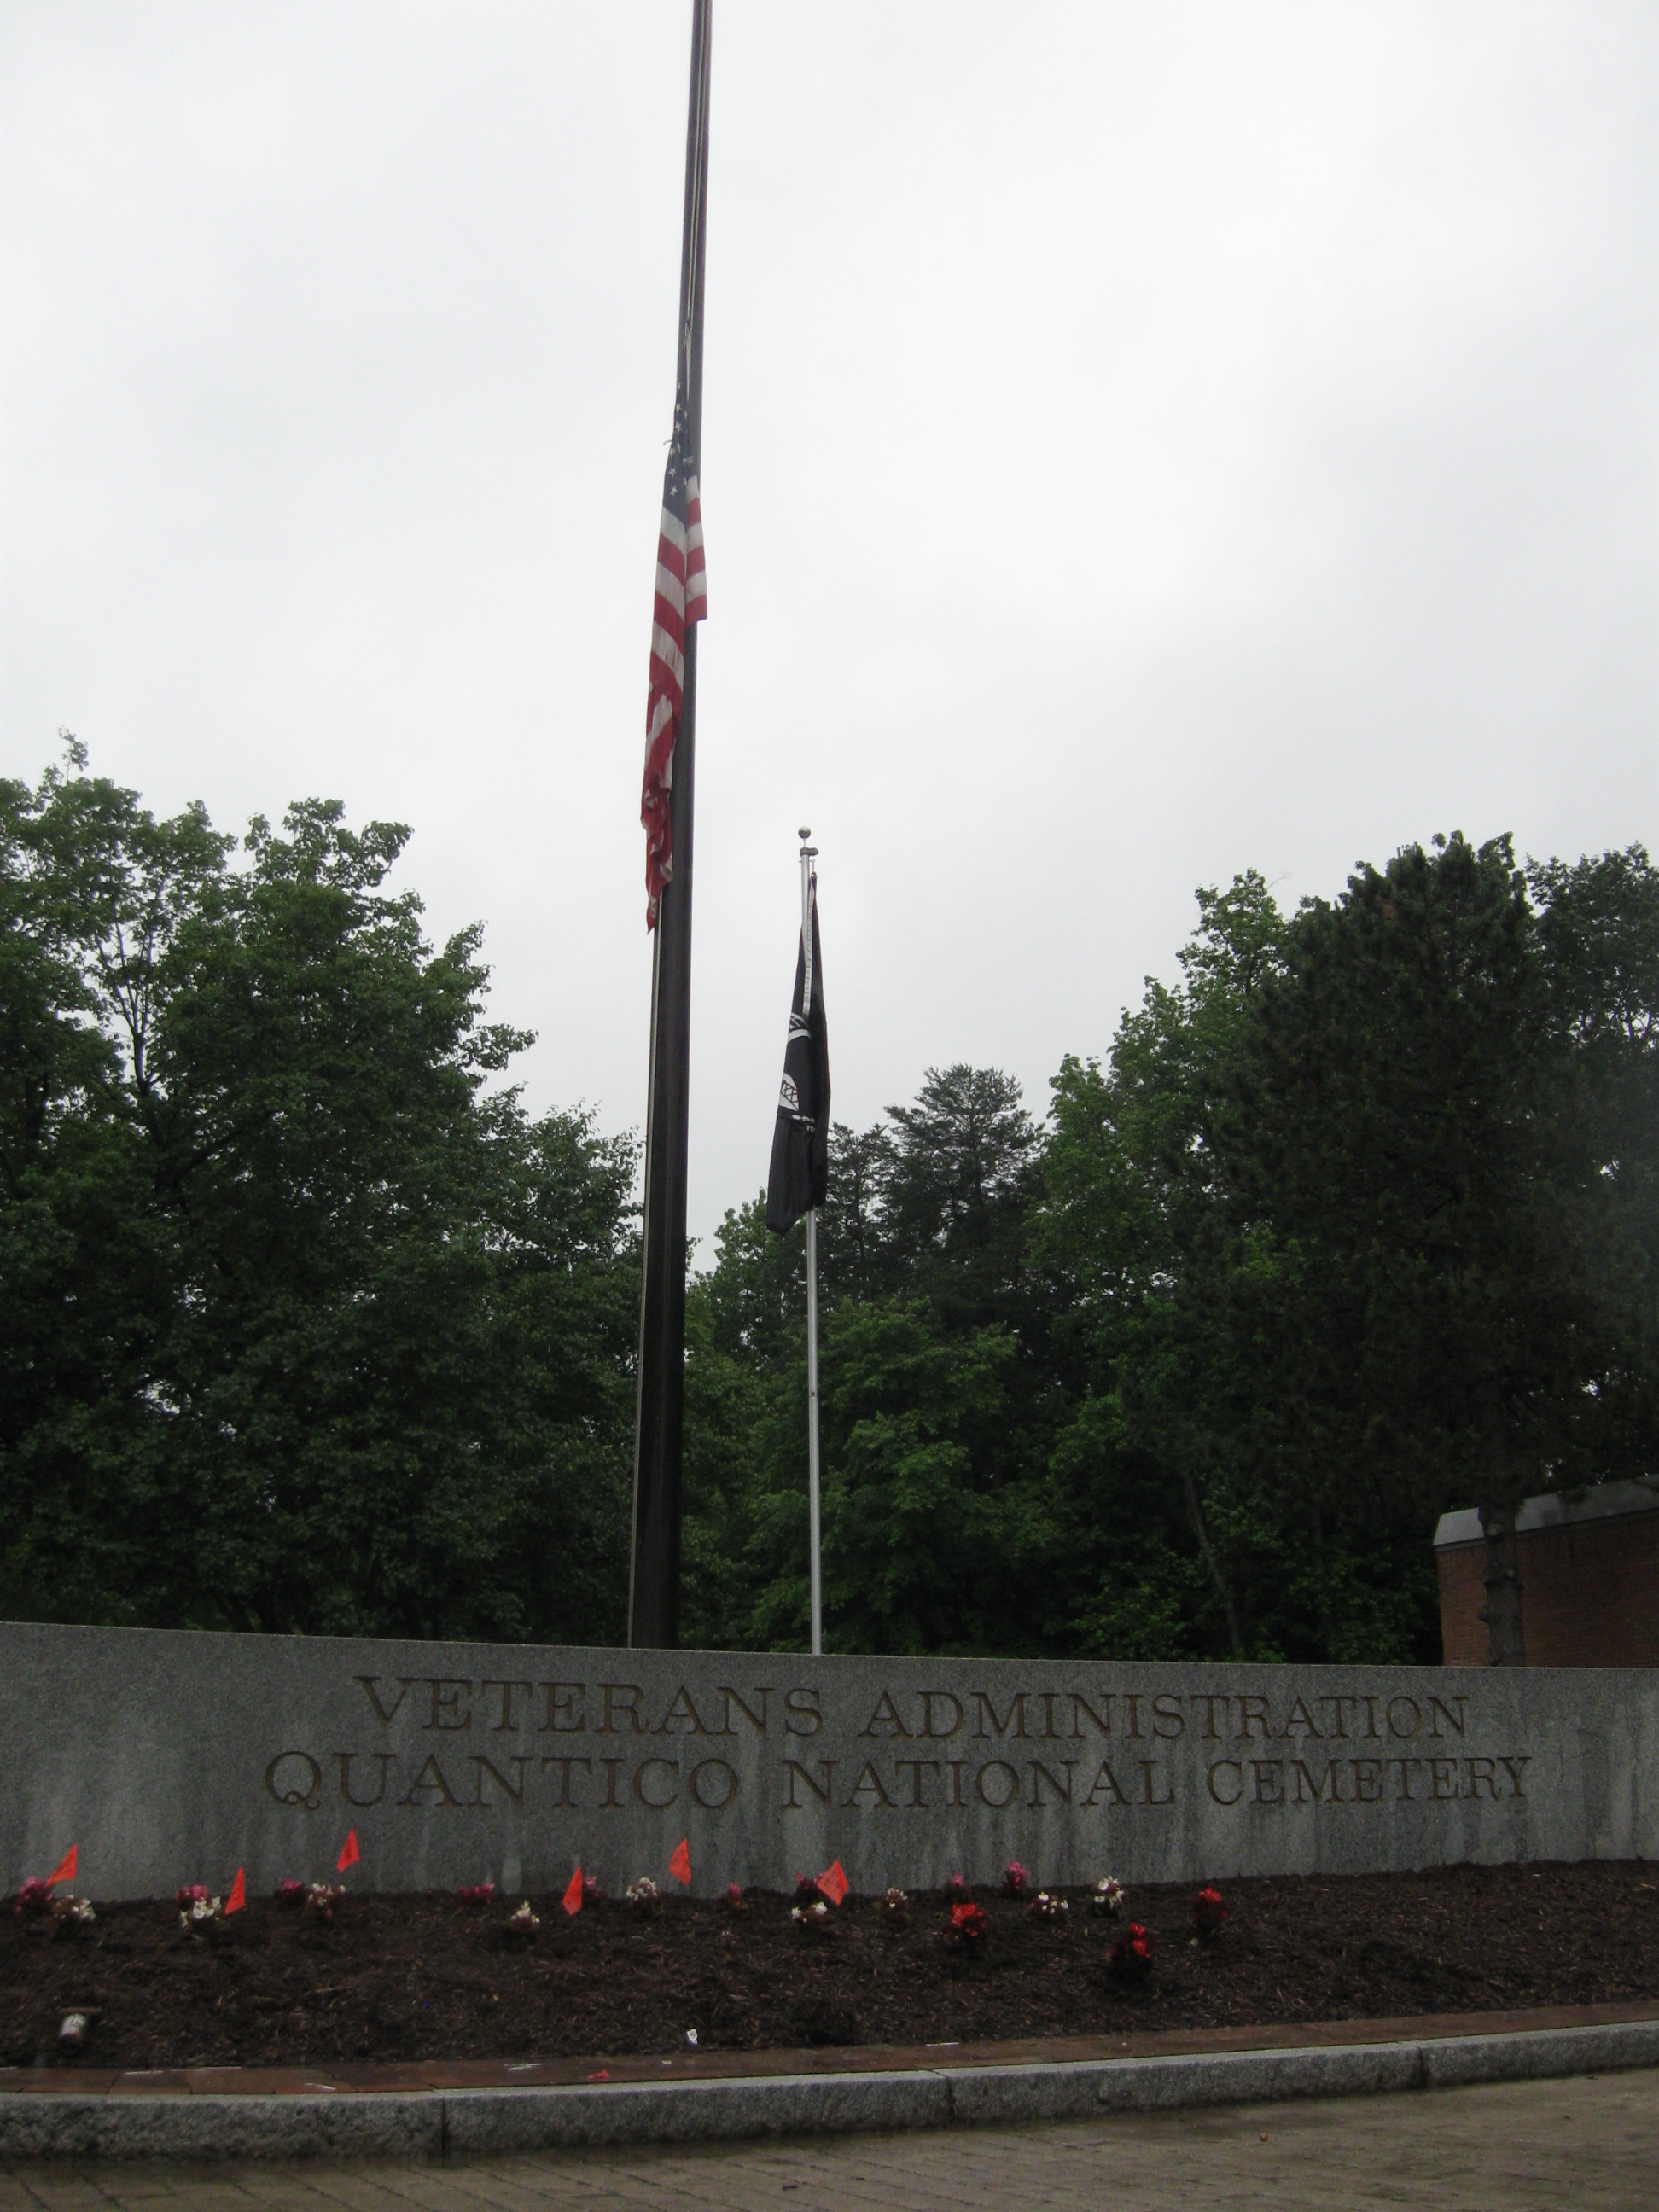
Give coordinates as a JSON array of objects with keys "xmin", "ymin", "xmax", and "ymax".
[{"xmin": 799, "ymin": 829, "xmax": 824, "ymax": 1657}]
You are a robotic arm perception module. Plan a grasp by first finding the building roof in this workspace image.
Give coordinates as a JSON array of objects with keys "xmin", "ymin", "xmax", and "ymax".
[{"xmin": 1434, "ymin": 1478, "xmax": 1659, "ymax": 1550}]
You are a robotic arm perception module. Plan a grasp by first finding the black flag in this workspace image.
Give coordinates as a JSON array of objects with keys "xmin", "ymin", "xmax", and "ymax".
[{"xmin": 766, "ymin": 888, "xmax": 830, "ymax": 1232}]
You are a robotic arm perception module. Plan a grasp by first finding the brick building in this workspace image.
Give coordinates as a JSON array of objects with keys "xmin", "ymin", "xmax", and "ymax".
[{"xmin": 1435, "ymin": 1478, "xmax": 1659, "ymax": 1666}]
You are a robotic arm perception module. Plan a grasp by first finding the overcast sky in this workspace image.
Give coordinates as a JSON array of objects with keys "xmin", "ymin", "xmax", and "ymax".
[{"xmin": 3, "ymin": 3, "xmax": 1656, "ymax": 1248}]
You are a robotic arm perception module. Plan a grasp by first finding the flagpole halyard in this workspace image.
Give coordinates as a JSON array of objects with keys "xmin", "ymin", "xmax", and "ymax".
[{"xmin": 800, "ymin": 830, "xmax": 824, "ymax": 1658}]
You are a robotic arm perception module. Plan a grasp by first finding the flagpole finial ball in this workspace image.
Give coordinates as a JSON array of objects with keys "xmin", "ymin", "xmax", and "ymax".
[{"xmin": 798, "ymin": 826, "xmax": 811, "ymax": 841}]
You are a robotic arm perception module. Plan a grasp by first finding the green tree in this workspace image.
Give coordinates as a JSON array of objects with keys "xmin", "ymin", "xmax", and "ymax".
[
  {"xmin": 1038, "ymin": 838, "xmax": 1659, "ymax": 1668},
  {"xmin": 685, "ymin": 1066, "xmax": 1065, "ymax": 1656},
  {"xmin": 0, "ymin": 749, "xmax": 639, "ymax": 1642},
  {"xmin": 1225, "ymin": 835, "xmax": 1659, "ymax": 1662}
]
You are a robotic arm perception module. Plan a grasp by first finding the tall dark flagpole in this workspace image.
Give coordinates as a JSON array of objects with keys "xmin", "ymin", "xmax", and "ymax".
[{"xmin": 630, "ymin": 0, "xmax": 711, "ymax": 1650}]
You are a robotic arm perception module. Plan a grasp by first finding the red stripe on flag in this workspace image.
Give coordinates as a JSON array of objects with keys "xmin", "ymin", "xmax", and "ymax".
[{"xmin": 641, "ymin": 441, "xmax": 707, "ymax": 928}]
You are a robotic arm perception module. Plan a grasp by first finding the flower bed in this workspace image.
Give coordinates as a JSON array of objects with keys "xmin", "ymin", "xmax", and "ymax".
[{"xmin": 3, "ymin": 1861, "xmax": 1656, "ymax": 2072}]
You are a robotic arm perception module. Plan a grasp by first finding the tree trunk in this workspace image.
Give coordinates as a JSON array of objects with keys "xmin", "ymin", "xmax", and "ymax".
[
  {"xmin": 1477, "ymin": 1502, "xmax": 1526, "ymax": 1666},
  {"xmin": 1182, "ymin": 1470, "xmax": 1244, "ymax": 1660}
]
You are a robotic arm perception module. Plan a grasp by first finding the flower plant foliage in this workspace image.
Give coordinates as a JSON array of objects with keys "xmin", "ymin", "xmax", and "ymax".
[
  {"xmin": 1191, "ymin": 1886, "xmax": 1229, "ymax": 1939},
  {"xmin": 7, "ymin": 744, "xmax": 1659, "ymax": 1666},
  {"xmin": 948, "ymin": 1901, "xmax": 989, "ymax": 1950},
  {"xmin": 1110, "ymin": 1921, "xmax": 1156, "ymax": 1977},
  {"xmin": 505, "ymin": 1900, "xmax": 540, "ymax": 1941}
]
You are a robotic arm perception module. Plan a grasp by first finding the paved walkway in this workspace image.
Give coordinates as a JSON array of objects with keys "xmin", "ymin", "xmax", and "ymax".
[{"xmin": 3, "ymin": 2069, "xmax": 1656, "ymax": 2211}]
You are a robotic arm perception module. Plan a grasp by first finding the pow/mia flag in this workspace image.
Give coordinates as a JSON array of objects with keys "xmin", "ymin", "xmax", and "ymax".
[{"xmin": 765, "ymin": 886, "xmax": 830, "ymax": 1233}]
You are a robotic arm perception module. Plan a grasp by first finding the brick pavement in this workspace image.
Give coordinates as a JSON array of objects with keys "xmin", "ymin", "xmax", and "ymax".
[{"xmin": 2, "ymin": 2069, "xmax": 1656, "ymax": 2212}]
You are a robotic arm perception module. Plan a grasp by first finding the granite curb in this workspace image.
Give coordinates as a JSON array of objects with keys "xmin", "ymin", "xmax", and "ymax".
[{"xmin": 4, "ymin": 2018, "xmax": 1659, "ymax": 2162}]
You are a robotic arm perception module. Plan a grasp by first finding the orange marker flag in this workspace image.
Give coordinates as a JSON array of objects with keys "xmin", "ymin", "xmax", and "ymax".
[
  {"xmin": 337, "ymin": 1829, "xmax": 360, "ymax": 1873},
  {"xmin": 45, "ymin": 1845, "xmax": 78, "ymax": 1888},
  {"xmin": 817, "ymin": 1859, "xmax": 848, "ymax": 1906},
  {"xmin": 225, "ymin": 1866, "xmax": 247, "ymax": 1915},
  {"xmin": 562, "ymin": 1865, "xmax": 585, "ymax": 1916},
  {"xmin": 668, "ymin": 1837, "xmax": 691, "ymax": 1886}
]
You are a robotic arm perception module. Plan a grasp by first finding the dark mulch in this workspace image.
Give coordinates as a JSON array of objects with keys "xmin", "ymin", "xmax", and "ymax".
[{"xmin": 5, "ymin": 1861, "xmax": 1658, "ymax": 2072}]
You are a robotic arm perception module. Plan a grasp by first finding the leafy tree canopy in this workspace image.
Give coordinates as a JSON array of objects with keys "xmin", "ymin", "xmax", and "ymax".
[
  {"xmin": 7, "ymin": 745, "xmax": 1656, "ymax": 1665},
  {"xmin": 1, "ymin": 745, "xmax": 637, "ymax": 1642}
]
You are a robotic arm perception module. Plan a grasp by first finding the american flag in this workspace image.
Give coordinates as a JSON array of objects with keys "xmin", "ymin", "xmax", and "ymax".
[{"xmin": 641, "ymin": 393, "xmax": 707, "ymax": 929}]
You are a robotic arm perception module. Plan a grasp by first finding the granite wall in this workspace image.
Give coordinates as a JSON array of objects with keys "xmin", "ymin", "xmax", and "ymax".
[{"xmin": 4, "ymin": 1622, "xmax": 1656, "ymax": 1900}]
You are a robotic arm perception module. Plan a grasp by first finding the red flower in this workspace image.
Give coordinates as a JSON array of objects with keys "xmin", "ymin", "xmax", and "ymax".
[
  {"xmin": 949, "ymin": 1901, "xmax": 989, "ymax": 1949},
  {"xmin": 1191, "ymin": 1886, "xmax": 1230, "ymax": 1939},
  {"xmin": 1001, "ymin": 1860, "xmax": 1030, "ymax": 1897},
  {"xmin": 1110, "ymin": 1920, "xmax": 1156, "ymax": 1976}
]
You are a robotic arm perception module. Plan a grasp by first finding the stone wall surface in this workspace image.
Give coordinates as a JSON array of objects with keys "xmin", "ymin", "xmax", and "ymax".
[{"xmin": 3, "ymin": 1622, "xmax": 1656, "ymax": 1901}]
